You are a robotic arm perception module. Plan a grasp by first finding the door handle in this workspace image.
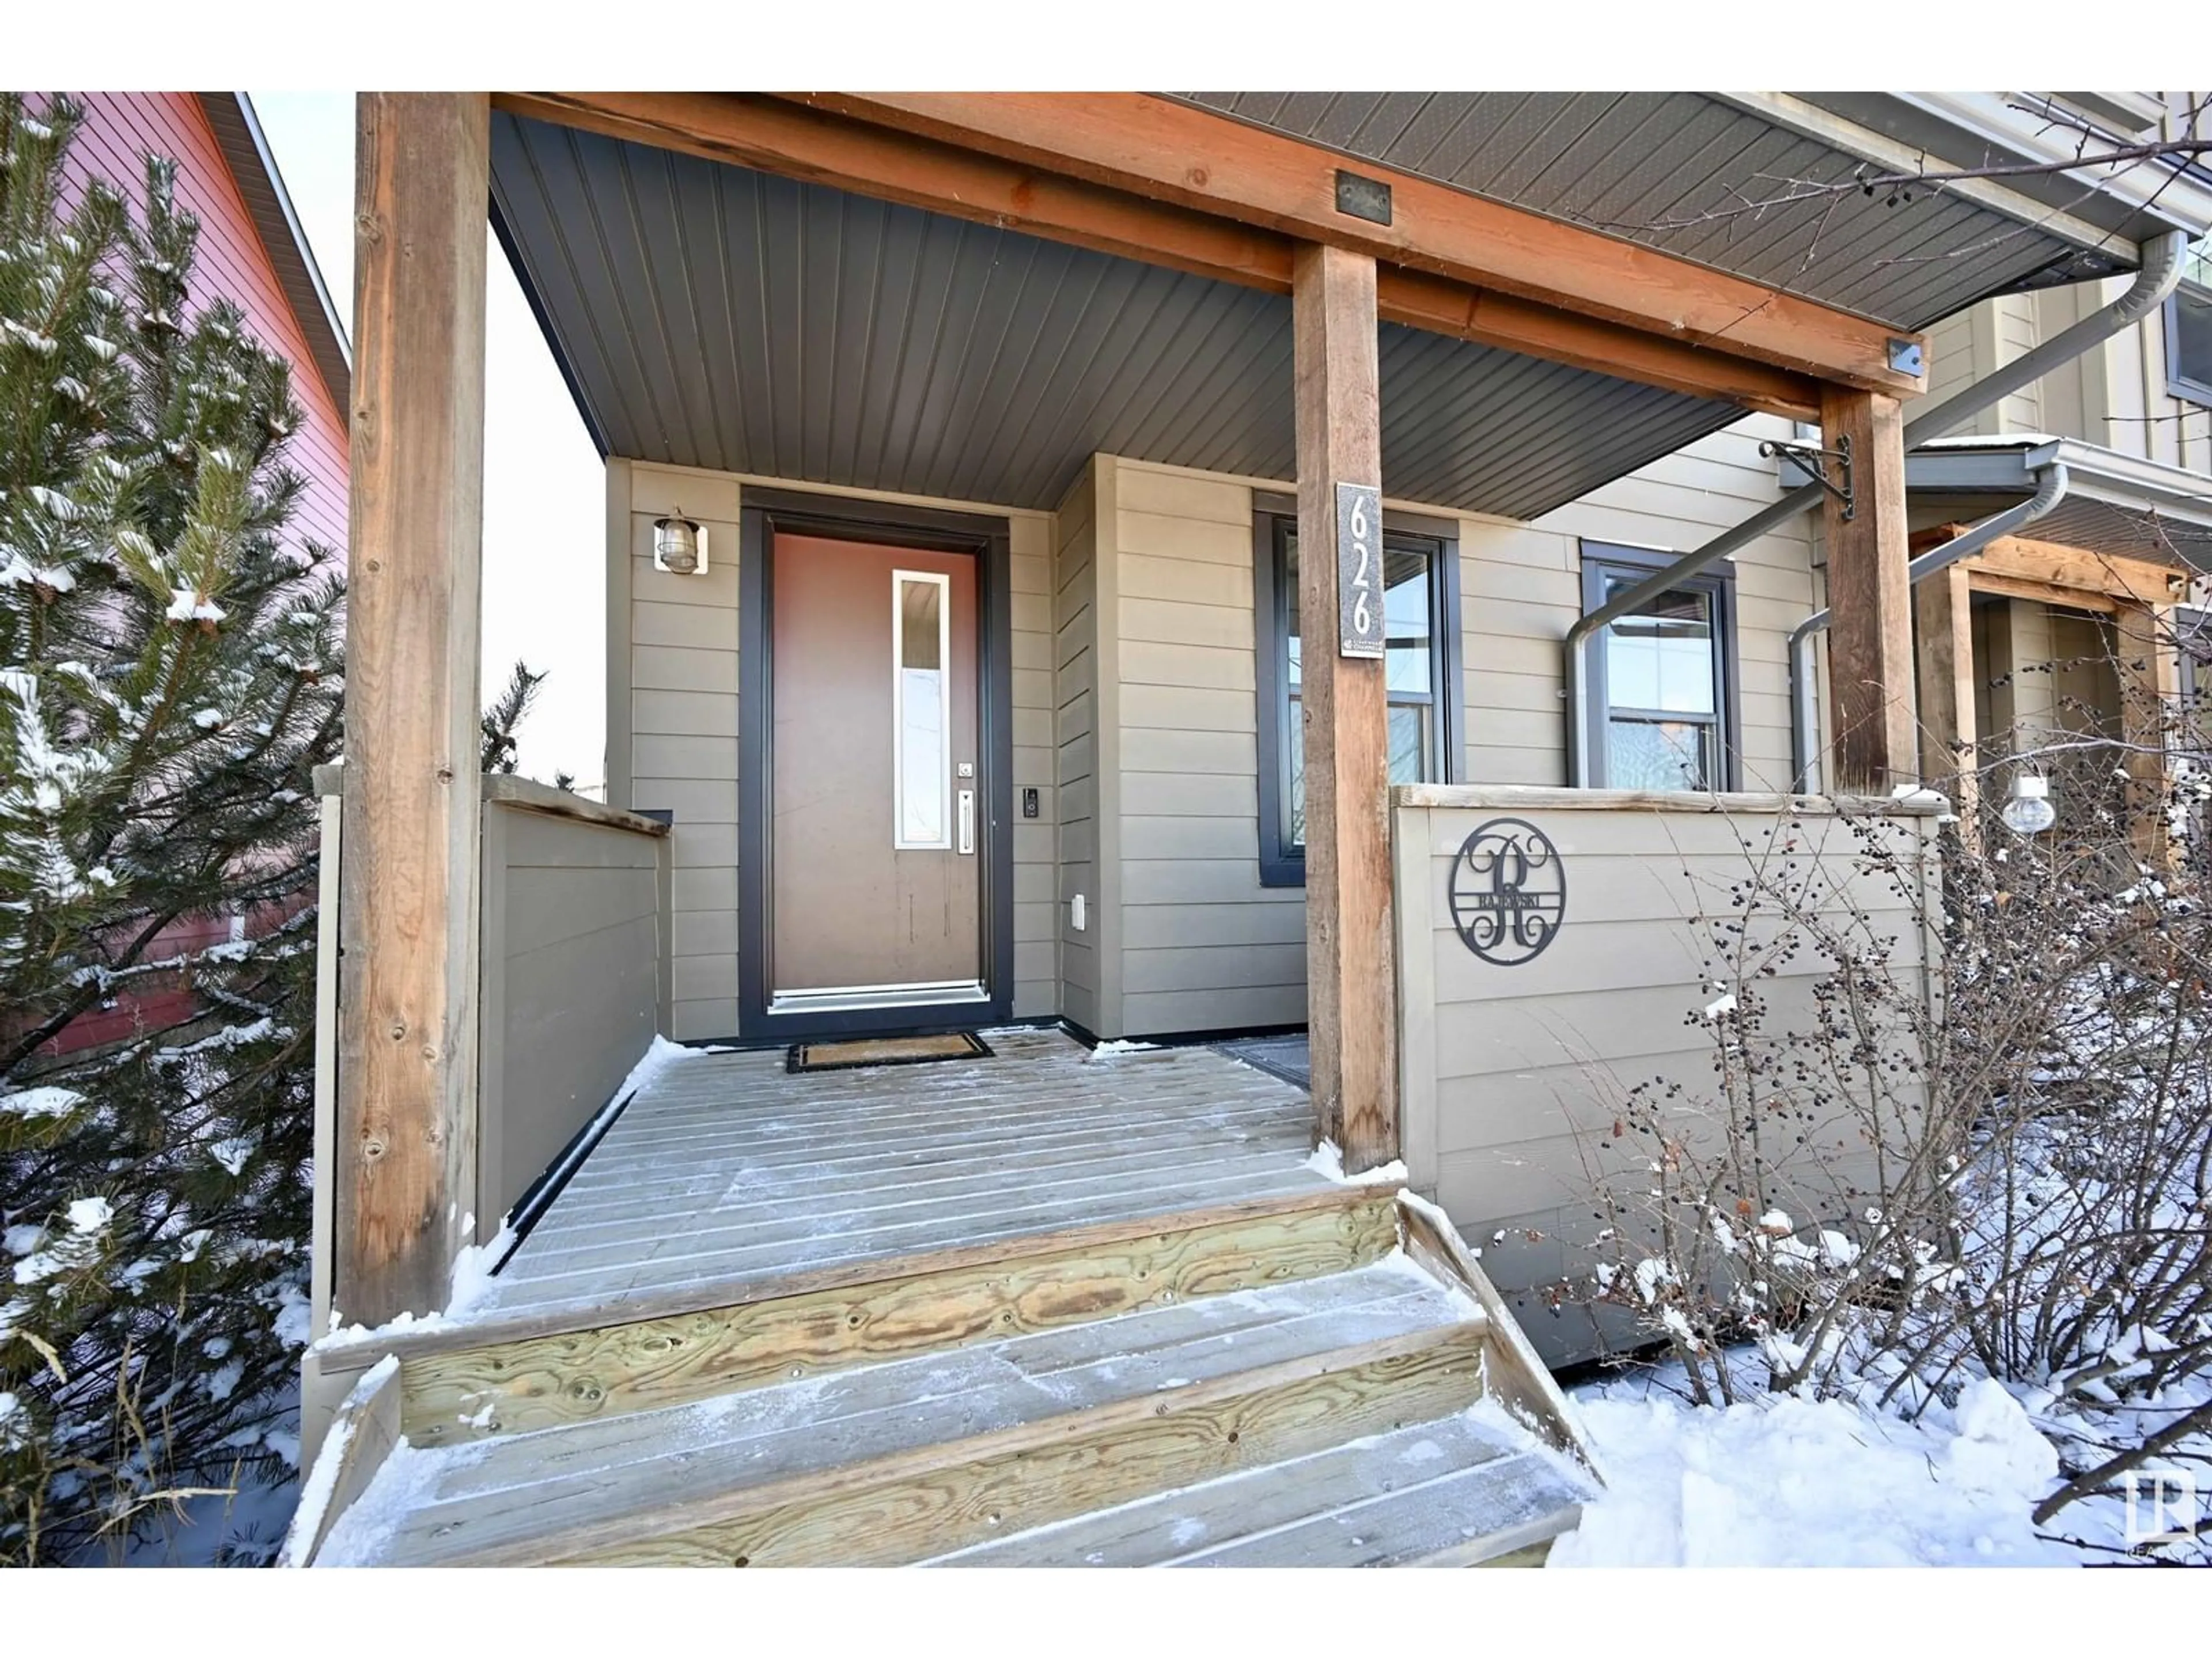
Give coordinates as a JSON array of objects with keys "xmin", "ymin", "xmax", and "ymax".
[{"xmin": 957, "ymin": 789, "xmax": 975, "ymax": 856}]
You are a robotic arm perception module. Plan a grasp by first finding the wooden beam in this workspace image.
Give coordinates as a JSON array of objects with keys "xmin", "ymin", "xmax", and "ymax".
[
  {"xmin": 2115, "ymin": 602, "xmax": 2182, "ymax": 869},
  {"xmin": 1373, "ymin": 266, "xmax": 1819, "ymax": 417},
  {"xmin": 1965, "ymin": 569, "xmax": 2121, "ymax": 613},
  {"xmin": 336, "ymin": 93, "xmax": 490, "ymax": 1327},
  {"xmin": 1294, "ymin": 243, "xmax": 1397, "ymax": 1173},
  {"xmin": 492, "ymin": 92, "xmax": 1821, "ymax": 419},
  {"xmin": 1972, "ymin": 535, "xmax": 2190, "ymax": 605},
  {"xmin": 1914, "ymin": 562, "xmax": 1980, "ymax": 830},
  {"xmin": 790, "ymin": 92, "xmax": 1926, "ymax": 395},
  {"xmin": 1821, "ymin": 387, "xmax": 1918, "ymax": 795}
]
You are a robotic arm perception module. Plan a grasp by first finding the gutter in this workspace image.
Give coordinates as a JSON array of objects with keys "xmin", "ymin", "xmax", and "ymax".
[
  {"xmin": 1787, "ymin": 460, "xmax": 2071, "ymax": 792},
  {"xmin": 1561, "ymin": 229, "xmax": 2190, "ymax": 789}
]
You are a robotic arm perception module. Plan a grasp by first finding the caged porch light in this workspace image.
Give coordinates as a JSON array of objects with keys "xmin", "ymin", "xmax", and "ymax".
[
  {"xmin": 2000, "ymin": 771, "xmax": 2056, "ymax": 837},
  {"xmin": 653, "ymin": 510, "xmax": 703, "ymax": 575}
]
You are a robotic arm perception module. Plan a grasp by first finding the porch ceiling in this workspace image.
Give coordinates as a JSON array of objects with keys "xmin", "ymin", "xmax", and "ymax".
[
  {"xmin": 1173, "ymin": 93, "xmax": 2125, "ymax": 327},
  {"xmin": 490, "ymin": 111, "xmax": 1740, "ymax": 520},
  {"xmin": 1907, "ymin": 437, "xmax": 2212, "ymax": 569}
]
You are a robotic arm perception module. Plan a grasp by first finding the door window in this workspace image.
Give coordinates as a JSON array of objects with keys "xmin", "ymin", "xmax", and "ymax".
[{"xmin": 893, "ymin": 570, "xmax": 951, "ymax": 849}]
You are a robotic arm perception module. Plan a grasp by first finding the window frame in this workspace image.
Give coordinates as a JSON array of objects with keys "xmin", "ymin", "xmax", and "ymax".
[
  {"xmin": 2164, "ymin": 240, "xmax": 2212, "ymax": 408},
  {"xmin": 1253, "ymin": 497, "xmax": 1463, "ymax": 889},
  {"xmin": 1578, "ymin": 540, "xmax": 1744, "ymax": 794}
]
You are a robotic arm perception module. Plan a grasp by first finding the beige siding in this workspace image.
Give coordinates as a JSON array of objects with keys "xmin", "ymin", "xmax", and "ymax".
[
  {"xmin": 1393, "ymin": 786, "xmax": 1940, "ymax": 1363},
  {"xmin": 1067, "ymin": 426, "xmax": 1827, "ymax": 1038},
  {"xmin": 1009, "ymin": 513, "xmax": 1058, "ymax": 1020},
  {"xmin": 1931, "ymin": 279, "xmax": 2211, "ymax": 477},
  {"xmin": 477, "ymin": 785, "xmax": 670, "ymax": 1228},
  {"xmin": 1054, "ymin": 460, "xmax": 1109, "ymax": 1033},
  {"xmin": 1104, "ymin": 461, "xmax": 1304, "ymax": 1038},
  {"xmin": 622, "ymin": 463, "xmax": 741, "ymax": 1041},
  {"xmin": 1468, "ymin": 414, "xmax": 1822, "ymax": 794},
  {"xmin": 612, "ymin": 460, "xmax": 1055, "ymax": 1037}
]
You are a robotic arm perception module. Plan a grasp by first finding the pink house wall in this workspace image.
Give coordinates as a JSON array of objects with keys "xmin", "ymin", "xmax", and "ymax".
[{"xmin": 60, "ymin": 92, "xmax": 350, "ymax": 564}]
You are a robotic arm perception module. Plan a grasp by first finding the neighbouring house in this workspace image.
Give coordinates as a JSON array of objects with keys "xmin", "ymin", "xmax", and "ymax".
[
  {"xmin": 39, "ymin": 92, "xmax": 350, "ymax": 1056},
  {"xmin": 291, "ymin": 92, "xmax": 2212, "ymax": 1569}
]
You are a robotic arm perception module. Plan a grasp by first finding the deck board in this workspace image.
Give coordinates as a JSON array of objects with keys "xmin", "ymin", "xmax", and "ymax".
[
  {"xmin": 476, "ymin": 1029, "xmax": 1329, "ymax": 1321},
  {"xmin": 321, "ymin": 1258, "xmax": 1477, "ymax": 1566}
]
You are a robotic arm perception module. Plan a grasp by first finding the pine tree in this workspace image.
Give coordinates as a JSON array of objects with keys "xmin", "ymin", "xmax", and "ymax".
[
  {"xmin": 480, "ymin": 657, "xmax": 546, "ymax": 774},
  {"xmin": 0, "ymin": 94, "xmax": 343, "ymax": 1563}
]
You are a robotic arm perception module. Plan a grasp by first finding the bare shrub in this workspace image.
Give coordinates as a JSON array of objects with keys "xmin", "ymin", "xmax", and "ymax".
[{"xmin": 1585, "ymin": 601, "xmax": 2212, "ymax": 1535}]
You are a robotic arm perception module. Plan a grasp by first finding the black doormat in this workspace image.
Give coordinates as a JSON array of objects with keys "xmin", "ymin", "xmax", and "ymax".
[{"xmin": 786, "ymin": 1031, "xmax": 995, "ymax": 1074}]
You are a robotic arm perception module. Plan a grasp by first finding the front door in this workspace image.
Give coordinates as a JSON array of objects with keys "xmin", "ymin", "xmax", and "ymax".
[{"xmin": 767, "ymin": 533, "xmax": 984, "ymax": 1014}]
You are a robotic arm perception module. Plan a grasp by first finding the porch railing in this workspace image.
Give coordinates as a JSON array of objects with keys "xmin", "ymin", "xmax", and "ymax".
[
  {"xmin": 1389, "ymin": 783, "xmax": 1944, "ymax": 1364},
  {"xmin": 308, "ymin": 770, "xmax": 671, "ymax": 1340}
]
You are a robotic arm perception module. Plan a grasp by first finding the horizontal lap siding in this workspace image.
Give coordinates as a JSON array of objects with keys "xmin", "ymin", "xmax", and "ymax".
[
  {"xmin": 1399, "ymin": 799, "xmax": 1938, "ymax": 1363},
  {"xmin": 625, "ymin": 465, "xmax": 741, "ymax": 1040},
  {"xmin": 1009, "ymin": 515, "xmax": 1057, "ymax": 1018},
  {"xmin": 1479, "ymin": 413, "xmax": 1820, "ymax": 795},
  {"xmin": 1055, "ymin": 465, "xmax": 1101, "ymax": 1032},
  {"xmin": 480, "ymin": 805, "xmax": 665, "ymax": 1225},
  {"xmin": 1107, "ymin": 462, "xmax": 1303, "ymax": 1038},
  {"xmin": 63, "ymin": 94, "xmax": 349, "ymax": 563},
  {"xmin": 1945, "ymin": 280, "xmax": 2210, "ymax": 475}
]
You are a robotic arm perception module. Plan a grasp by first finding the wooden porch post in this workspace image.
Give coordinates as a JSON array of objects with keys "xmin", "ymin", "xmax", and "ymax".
[
  {"xmin": 335, "ymin": 93, "xmax": 491, "ymax": 1326},
  {"xmin": 1914, "ymin": 562, "xmax": 1980, "ymax": 832},
  {"xmin": 2115, "ymin": 601, "xmax": 2180, "ymax": 868},
  {"xmin": 1821, "ymin": 387, "xmax": 1917, "ymax": 796},
  {"xmin": 1293, "ymin": 243, "xmax": 1397, "ymax": 1172}
]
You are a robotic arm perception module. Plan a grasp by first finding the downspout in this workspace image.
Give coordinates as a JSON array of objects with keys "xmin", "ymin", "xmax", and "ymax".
[
  {"xmin": 1788, "ymin": 460, "xmax": 2071, "ymax": 792},
  {"xmin": 1561, "ymin": 229, "xmax": 2190, "ymax": 788}
]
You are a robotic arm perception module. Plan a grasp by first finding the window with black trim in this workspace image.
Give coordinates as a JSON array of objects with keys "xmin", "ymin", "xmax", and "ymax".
[
  {"xmin": 1580, "ymin": 541, "xmax": 1741, "ymax": 793},
  {"xmin": 1254, "ymin": 505, "xmax": 1460, "ymax": 887},
  {"xmin": 2168, "ymin": 238, "xmax": 2212, "ymax": 407}
]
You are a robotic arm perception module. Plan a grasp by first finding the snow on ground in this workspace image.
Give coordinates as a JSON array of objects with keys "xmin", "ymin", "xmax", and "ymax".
[
  {"xmin": 1551, "ymin": 1370, "xmax": 2070, "ymax": 1566},
  {"xmin": 1549, "ymin": 1357, "xmax": 2209, "ymax": 1567},
  {"xmin": 1303, "ymin": 1138, "xmax": 1409, "ymax": 1187}
]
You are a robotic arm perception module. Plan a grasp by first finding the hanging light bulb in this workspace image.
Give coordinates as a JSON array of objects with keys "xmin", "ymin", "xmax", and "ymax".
[
  {"xmin": 653, "ymin": 511, "xmax": 702, "ymax": 575},
  {"xmin": 2000, "ymin": 772, "xmax": 2056, "ymax": 836}
]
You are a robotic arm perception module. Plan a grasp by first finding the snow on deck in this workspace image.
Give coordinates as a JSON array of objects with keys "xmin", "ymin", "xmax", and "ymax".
[{"xmin": 470, "ymin": 1028, "xmax": 1331, "ymax": 1324}]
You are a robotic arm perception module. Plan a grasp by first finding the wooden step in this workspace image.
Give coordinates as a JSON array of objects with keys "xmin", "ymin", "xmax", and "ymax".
[
  {"xmin": 386, "ymin": 1185, "xmax": 1398, "ymax": 1448},
  {"xmin": 313, "ymin": 1253, "xmax": 1493, "ymax": 1566},
  {"xmin": 915, "ymin": 1406, "xmax": 1589, "ymax": 1568}
]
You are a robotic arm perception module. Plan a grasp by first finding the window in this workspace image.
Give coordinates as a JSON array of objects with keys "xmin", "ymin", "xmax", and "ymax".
[
  {"xmin": 1580, "ymin": 542, "xmax": 1740, "ymax": 793},
  {"xmin": 1254, "ymin": 504, "xmax": 1460, "ymax": 886},
  {"xmin": 892, "ymin": 569, "xmax": 950, "ymax": 848},
  {"xmin": 2167, "ymin": 237, "xmax": 2212, "ymax": 406}
]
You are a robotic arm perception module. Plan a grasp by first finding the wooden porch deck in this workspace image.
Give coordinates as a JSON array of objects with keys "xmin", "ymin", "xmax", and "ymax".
[
  {"xmin": 475, "ymin": 1028, "xmax": 1333, "ymax": 1325},
  {"xmin": 295, "ymin": 1027, "xmax": 1603, "ymax": 1568}
]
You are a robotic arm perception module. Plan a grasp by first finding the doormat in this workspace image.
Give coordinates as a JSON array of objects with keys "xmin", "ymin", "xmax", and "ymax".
[{"xmin": 786, "ymin": 1032, "xmax": 994, "ymax": 1074}]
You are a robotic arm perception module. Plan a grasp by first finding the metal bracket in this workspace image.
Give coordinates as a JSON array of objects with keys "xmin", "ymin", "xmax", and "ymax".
[{"xmin": 1759, "ymin": 433, "xmax": 1854, "ymax": 520}]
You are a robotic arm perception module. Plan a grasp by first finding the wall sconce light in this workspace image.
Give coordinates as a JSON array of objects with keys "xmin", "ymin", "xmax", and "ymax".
[
  {"xmin": 653, "ymin": 512, "xmax": 706, "ymax": 575},
  {"xmin": 2001, "ymin": 772, "xmax": 2056, "ymax": 836}
]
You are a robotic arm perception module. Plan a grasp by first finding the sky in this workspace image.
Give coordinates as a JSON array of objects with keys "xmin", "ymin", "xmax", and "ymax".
[{"xmin": 249, "ymin": 93, "xmax": 607, "ymax": 793}]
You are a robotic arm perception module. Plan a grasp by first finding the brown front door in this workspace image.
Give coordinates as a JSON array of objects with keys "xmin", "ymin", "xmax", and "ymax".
[{"xmin": 768, "ymin": 533, "xmax": 984, "ymax": 1010}]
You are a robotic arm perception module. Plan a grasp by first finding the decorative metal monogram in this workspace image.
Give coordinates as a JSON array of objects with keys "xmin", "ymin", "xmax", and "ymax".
[{"xmin": 1448, "ymin": 817, "xmax": 1566, "ymax": 967}]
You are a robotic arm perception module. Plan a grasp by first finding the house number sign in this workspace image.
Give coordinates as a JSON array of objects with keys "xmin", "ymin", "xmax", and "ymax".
[
  {"xmin": 1449, "ymin": 817, "xmax": 1566, "ymax": 967},
  {"xmin": 1335, "ymin": 481, "xmax": 1385, "ymax": 660}
]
